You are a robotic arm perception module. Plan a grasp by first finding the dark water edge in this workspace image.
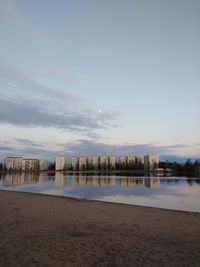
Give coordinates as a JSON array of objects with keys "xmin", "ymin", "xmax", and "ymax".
[{"xmin": 0, "ymin": 170, "xmax": 200, "ymax": 178}]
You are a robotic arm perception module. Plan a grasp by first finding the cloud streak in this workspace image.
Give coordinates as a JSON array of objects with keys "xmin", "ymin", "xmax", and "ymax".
[
  {"xmin": 67, "ymin": 139, "xmax": 189, "ymax": 157},
  {"xmin": 0, "ymin": 0, "xmax": 48, "ymax": 36},
  {"xmin": 48, "ymin": 66, "xmax": 81, "ymax": 81},
  {"xmin": 0, "ymin": 138, "xmax": 193, "ymax": 163},
  {"xmin": 0, "ymin": 67, "xmax": 117, "ymax": 131}
]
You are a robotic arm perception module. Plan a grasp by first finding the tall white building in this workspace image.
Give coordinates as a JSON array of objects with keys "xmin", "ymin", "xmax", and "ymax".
[
  {"xmin": 92, "ymin": 156, "xmax": 99, "ymax": 170},
  {"xmin": 119, "ymin": 155, "xmax": 142, "ymax": 168},
  {"xmin": 72, "ymin": 157, "xmax": 79, "ymax": 170},
  {"xmin": 144, "ymin": 154, "xmax": 159, "ymax": 171},
  {"xmin": 72, "ymin": 156, "xmax": 100, "ymax": 170},
  {"xmin": 87, "ymin": 157, "xmax": 93, "ymax": 169},
  {"xmin": 4, "ymin": 157, "xmax": 23, "ymax": 171},
  {"xmin": 22, "ymin": 159, "xmax": 40, "ymax": 171},
  {"xmin": 72, "ymin": 156, "xmax": 115, "ymax": 170},
  {"xmin": 56, "ymin": 156, "xmax": 67, "ymax": 171},
  {"xmin": 119, "ymin": 155, "xmax": 127, "ymax": 167},
  {"xmin": 79, "ymin": 157, "xmax": 87, "ymax": 170},
  {"xmin": 99, "ymin": 156, "xmax": 109, "ymax": 169},
  {"xmin": 39, "ymin": 160, "xmax": 49, "ymax": 171},
  {"xmin": 127, "ymin": 156, "xmax": 135, "ymax": 164},
  {"xmin": 108, "ymin": 156, "xmax": 115, "ymax": 169},
  {"xmin": 135, "ymin": 156, "xmax": 143, "ymax": 165},
  {"xmin": 4, "ymin": 156, "xmax": 48, "ymax": 171}
]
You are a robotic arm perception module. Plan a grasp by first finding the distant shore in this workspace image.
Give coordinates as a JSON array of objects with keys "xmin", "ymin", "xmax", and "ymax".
[
  {"xmin": 0, "ymin": 170, "xmax": 154, "ymax": 176},
  {"xmin": 1, "ymin": 169, "xmax": 199, "ymax": 178},
  {"xmin": 0, "ymin": 190, "xmax": 200, "ymax": 266}
]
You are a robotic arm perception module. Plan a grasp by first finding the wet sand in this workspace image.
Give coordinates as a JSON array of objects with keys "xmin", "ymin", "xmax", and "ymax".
[{"xmin": 0, "ymin": 190, "xmax": 200, "ymax": 267}]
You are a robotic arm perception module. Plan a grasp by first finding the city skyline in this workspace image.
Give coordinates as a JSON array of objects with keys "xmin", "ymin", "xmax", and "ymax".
[{"xmin": 0, "ymin": 0, "xmax": 199, "ymax": 162}]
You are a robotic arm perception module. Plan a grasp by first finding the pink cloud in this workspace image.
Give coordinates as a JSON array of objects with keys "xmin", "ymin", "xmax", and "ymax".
[
  {"xmin": 0, "ymin": 0, "xmax": 48, "ymax": 35},
  {"xmin": 48, "ymin": 66, "xmax": 81, "ymax": 81}
]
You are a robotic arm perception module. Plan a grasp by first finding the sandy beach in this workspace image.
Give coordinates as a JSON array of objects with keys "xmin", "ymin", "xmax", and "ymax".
[{"xmin": 0, "ymin": 190, "xmax": 200, "ymax": 267}]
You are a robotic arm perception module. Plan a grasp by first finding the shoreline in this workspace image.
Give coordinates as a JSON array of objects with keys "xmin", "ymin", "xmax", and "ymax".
[
  {"xmin": 0, "ymin": 190, "xmax": 200, "ymax": 266},
  {"xmin": 0, "ymin": 169, "xmax": 146, "ymax": 174},
  {"xmin": 0, "ymin": 169, "xmax": 200, "ymax": 179},
  {"xmin": 0, "ymin": 188, "xmax": 199, "ymax": 214},
  {"xmin": 0, "ymin": 170, "xmax": 198, "ymax": 178}
]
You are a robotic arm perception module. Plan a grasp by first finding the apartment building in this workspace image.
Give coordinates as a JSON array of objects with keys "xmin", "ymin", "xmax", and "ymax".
[
  {"xmin": 4, "ymin": 157, "xmax": 23, "ymax": 171},
  {"xmin": 87, "ymin": 156, "xmax": 94, "ymax": 170},
  {"xmin": 119, "ymin": 155, "xmax": 142, "ymax": 169},
  {"xmin": 56, "ymin": 156, "xmax": 67, "ymax": 171},
  {"xmin": 144, "ymin": 154, "xmax": 159, "ymax": 171},
  {"xmin": 119, "ymin": 155, "xmax": 127, "ymax": 167},
  {"xmin": 72, "ymin": 157, "xmax": 79, "ymax": 170},
  {"xmin": 4, "ymin": 156, "xmax": 50, "ymax": 171},
  {"xmin": 71, "ymin": 156, "xmax": 115, "ymax": 170},
  {"xmin": 79, "ymin": 157, "xmax": 87, "ymax": 170},
  {"xmin": 92, "ymin": 156, "xmax": 99, "ymax": 170},
  {"xmin": 108, "ymin": 156, "xmax": 115, "ymax": 169},
  {"xmin": 99, "ymin": 156, "xmax": 109, "ymax": 169},
  {"xmin": 127, "ymin": 156, "xmax": 135, "ymax": 164},
  {"xmin": 39, "ymin": 160, "xmax": 49, "ymax": 171},
  {"xmin": 22, "ymin": 159, "xmax": 40, "ymax": 171}
]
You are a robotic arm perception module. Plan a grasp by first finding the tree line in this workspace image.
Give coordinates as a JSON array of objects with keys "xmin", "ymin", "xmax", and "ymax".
[{"xmin": 158, "ymin": 159, "xmax": 200, "ymax": 175}]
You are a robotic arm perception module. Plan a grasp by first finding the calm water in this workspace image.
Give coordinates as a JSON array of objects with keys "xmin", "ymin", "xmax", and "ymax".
[{"xmin": 0, "ymin": 172, "xmax": 200, "ymax": 212}]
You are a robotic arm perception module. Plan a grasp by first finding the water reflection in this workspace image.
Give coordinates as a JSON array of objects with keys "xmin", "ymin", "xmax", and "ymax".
[
  {"xmin": 0, "ymin": 172, "xmax": 162, "ymax": 189},
  {"xmin": 0, "ymin": 172, "xmax": 200, "ymax": 212},
  {"xmin": 1, "ymin": 172, "xmax": 200, "ymax": 188},
  {"xmin": 72, "ymin": 176, "xmax": 116, "ymax": 187},
  {"xmin": 55, "ymin": 172, "xmax": 66, "ymax": 188},
  {"xmin": 1, "ymin": 172, "xmax": 49, "ymax": 185}
]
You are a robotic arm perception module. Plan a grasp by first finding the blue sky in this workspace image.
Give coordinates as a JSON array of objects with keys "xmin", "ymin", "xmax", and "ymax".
[{"xmin": 0, "ymin": 0, "xmax": 199, "ymax": 161}]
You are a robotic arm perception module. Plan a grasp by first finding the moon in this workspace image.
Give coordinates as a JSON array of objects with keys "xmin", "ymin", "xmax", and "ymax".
[{"xmin": 98, "ymin": 110, "xmax": 102, "ymax": 113}]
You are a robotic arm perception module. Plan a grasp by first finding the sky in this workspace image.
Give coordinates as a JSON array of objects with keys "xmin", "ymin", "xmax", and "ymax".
[{"xmin": 0, "ymin": 0, "xmax": 199, "ymax": 162}]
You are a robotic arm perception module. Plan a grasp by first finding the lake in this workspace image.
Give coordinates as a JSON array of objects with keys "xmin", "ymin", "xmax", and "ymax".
[{"xmin": 0, "ymin": 172, "xmax": 200, "ymax": 212}]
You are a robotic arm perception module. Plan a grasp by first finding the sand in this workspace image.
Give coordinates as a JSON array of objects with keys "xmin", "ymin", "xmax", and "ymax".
[{"xmin": 0, "ymin": 190, "xmax": 200, "ymax": 267}]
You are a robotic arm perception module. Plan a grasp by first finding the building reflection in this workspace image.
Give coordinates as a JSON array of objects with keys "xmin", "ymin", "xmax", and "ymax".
[
  {"xmin": 2, "ymin": 172, "xmax": 49, "ymax": 185},
  {"xmin": 72, "ymin": 175, "xmax": 116, "ymax": 187},
  {"xmin": 55, "ymin": 172, "xmax": 66, "ymax": 187},
  {"xmin": 145, "ymin": 178, "xmax": 160, "ymax": 188},
  {"xmin": 72, "ymin": 176, "xmax": 160, "ymax": 189},
  {"xmin": 39, "ymin": 172, "xmax": 48, "ymax": 183},
  {"xmin": 3, "ymin": 173, "xmax": 22, "ymax": 185},
  {"xmin": 120, "ymin": 178, "xmax": 144, "ymax": 187},
  {"xmin": 0, "ymin": 173, "xmax": 161, "ymax": 189}
]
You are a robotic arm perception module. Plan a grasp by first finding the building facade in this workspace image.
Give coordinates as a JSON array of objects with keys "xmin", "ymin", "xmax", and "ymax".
[
  {"xmin": 108, "ymin": 156, "xmax": 115, "ymax": 169},
  {"xmin": 72, "ymin": 157, "xmax": 79, "ymax": 170},
  {"xmin": 144, "ymin": 154, "xmax": 159, "ymax": 171},
  {"xmin": 71, "ymin": 156, "xmax": 115, "ymax": 170},
  {"xmin": 119, "ymin": 155, "xmax": 142, "ymax": 169},
  {"xmin": 79, "ymin": 157, "xmax": 87, "ymax": 170},
  {"xmin": 4, "ymin": 157, "xmax": 23, "ymax": 171},
  {"xmin": 92, "ymin": 156, "xmax": 99, "ymax": 170},
  {"xmin": 56, "ymin": 156, "xmax": 67, "ymax": 171},
  {"xmin": 22, "ymin": 159, "xmax": 40, "ymax": 171},
  {"xmin": 4, "ymin": 156, "xmax": 49, "ymax": 171},
  {"xmin": 87, "ymin": 157, "xmax": 94, "ymax": 170},
  {"xmin": 119, "ymin": 155, "xmax": 127, "ymax": 168},
  {"xmin": 99, "ymin": 156, "xmax": 109, "ymax": 170},
  {"xmin": 39, "ymin": 160, "xmax": 49, "ymax": 171}
]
